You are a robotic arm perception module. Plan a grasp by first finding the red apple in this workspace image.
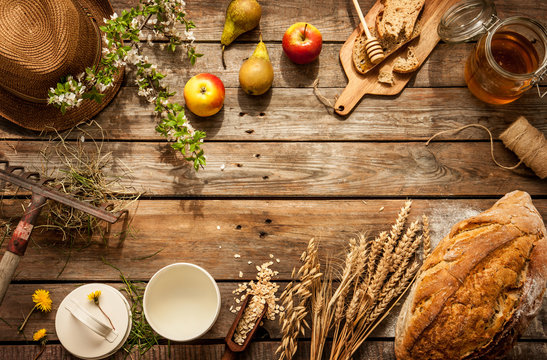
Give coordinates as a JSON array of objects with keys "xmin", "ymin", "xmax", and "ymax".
[
  {"xmin": 183, "ymin": 73, "xmax": 225, "ymax": 117},
  {"xmin": 282, "ymin": 22, "xmax": 322, "ymax": 64}
]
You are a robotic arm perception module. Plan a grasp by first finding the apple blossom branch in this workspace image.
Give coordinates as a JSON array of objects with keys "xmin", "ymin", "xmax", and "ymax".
[{"xmin": 47, "ymin": 0, "xmax": 206, "ymax": 171}]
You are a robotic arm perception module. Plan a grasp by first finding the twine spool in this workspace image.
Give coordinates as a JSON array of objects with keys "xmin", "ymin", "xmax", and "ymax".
[
  {"xmin": 426, "ymin": 117, "xmax": 546, "ymax": 179},
  {"xmin": 500, "ymin": 116, "xmax": 547, "ymax": 179}
]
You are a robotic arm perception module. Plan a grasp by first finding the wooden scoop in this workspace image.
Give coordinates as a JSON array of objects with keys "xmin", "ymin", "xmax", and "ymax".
[{"xmin": 222, "ymin": 294, "xmax": 268, "ymax": 360}]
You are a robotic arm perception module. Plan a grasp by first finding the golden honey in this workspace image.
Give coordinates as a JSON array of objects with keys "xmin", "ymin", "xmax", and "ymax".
[{"xmin": 463, "ymin": 18, "xmax": 547, "ymax": 105}]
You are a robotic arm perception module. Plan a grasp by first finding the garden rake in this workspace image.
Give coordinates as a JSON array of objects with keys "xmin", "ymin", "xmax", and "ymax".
[{"xmin": 0, "ymin": 160, "xmax": 127, "ymax": 305}]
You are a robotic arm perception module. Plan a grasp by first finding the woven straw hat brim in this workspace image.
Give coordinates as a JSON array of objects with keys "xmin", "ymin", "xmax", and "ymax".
[{"xmin": 0, "ymin": 0, "xmax": 124, "ymax": 132}]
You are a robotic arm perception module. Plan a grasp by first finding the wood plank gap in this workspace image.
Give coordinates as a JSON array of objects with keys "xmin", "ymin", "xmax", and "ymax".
[
  {"xmin": 0, "ymin": 138, "xmax": 508, "ymax": 143},
  {"xmin": 2, "ymin": 195, "xmax": 547, "ymax": 201}
]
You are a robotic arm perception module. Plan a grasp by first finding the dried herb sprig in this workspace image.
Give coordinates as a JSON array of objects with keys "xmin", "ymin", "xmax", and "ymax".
[{"xmin": 0, "ymin": 220, "xmax": 11, "ymax": 248}]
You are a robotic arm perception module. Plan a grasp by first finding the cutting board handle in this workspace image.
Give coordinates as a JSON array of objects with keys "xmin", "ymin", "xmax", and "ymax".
[{"xmin": 335, "ymin": 78, "xmax": 367, "ymax": 116}]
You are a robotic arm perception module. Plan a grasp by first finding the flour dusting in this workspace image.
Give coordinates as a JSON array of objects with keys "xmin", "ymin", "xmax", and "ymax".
[{"xmin": 428, "ymin": 203, "xmax": 481, "ymax": 249}]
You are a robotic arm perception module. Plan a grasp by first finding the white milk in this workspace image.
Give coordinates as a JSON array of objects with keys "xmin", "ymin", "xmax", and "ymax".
[{"xmin": 144, "ymin": 264, "xmax": 220, "ymax": 341}]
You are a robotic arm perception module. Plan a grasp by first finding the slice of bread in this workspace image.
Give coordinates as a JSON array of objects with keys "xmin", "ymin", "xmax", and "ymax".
[
  {"xmin": 352, "ymin": 32, "xmax": 370, "ymax": 75},
  {"xmin": 376, "ymin": 0, "xmax": 426, "ymax": 43},
  {"xmin": 352, "ymin": 9, "xmax": 424, "ymax": 75},
  {"xmin": 393, "ymin": 46, "xmax": 419, "ymax": 73}
]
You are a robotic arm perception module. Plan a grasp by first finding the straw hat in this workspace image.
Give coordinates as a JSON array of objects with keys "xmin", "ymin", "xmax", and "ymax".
[{"xmin": 0, "ymin": 0, "xmax": 124, "ymax": 131}]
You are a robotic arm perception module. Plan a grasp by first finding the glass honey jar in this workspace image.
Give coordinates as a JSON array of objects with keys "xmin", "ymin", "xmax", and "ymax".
[{"xmin": 438, "ymin": 0, "xmax": 547, "ymax": 104}]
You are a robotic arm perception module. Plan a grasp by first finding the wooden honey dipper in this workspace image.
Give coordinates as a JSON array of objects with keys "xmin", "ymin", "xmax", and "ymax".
[{"xmin": 352, "ymin": 0, "xmax": 385, "ymax": 64}]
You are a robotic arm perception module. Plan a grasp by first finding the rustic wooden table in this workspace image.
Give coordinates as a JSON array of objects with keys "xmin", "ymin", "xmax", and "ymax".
[{"xmin": 0, "ymin": 0, "xmax": 546, "ymax": 358}]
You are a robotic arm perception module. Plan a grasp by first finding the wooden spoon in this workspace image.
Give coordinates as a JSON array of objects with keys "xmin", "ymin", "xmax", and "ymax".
[{"xmin": 222, "ymin": 295, "xmax": 269, "ymax": 360}]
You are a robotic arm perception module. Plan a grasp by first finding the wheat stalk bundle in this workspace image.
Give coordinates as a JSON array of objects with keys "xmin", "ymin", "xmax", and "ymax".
[{"xmin": 277, "ymin": 200, "xmax": 428, "ymax": 360}]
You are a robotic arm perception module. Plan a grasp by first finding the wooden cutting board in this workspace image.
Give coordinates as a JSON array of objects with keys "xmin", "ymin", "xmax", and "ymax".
[{"xmin": 334, "ymin": 0, "xmax": 461, "ymax": 116}]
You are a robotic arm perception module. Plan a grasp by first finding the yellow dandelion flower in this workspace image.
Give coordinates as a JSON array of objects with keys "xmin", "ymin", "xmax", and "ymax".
[
  {"xmin": 87, "ymin": 290, "xmax": 101, "ymax": 304},
  {"xmin": 33, "ymin": 328, "xmax": 47, "ymax": 341},
  {"xmin": 88, "ymin": 290, "xmax": 115, "ymax": 330},
  {"xmin": 32, "ymin": 289, "xmax": 52, "ymax": 312}
]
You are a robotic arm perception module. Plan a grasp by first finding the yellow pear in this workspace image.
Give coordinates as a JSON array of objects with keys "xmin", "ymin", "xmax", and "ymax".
[
  {"xmin": 239, "ymin": 36, "xmax": 274, "ymax": 96},
  {"xmin": 221, "ymin": 0, "xmax": 262, "ymax": 68}
]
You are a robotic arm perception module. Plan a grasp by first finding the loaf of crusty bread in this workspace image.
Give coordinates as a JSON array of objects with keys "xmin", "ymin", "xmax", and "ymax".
[
  {"xmin": 376, "ymin": 0, "xmax": 426, "ymax": 42},
  {"xmin": 395, "ymin": 190, "xmax": 547, "ymax": 360}
]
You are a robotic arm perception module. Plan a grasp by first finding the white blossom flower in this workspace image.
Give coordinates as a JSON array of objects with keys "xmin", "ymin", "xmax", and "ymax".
[
  {"xmin": 184, "ymin": 30, "xmax": 195, "ymax": 42},
  {"xmin": 113, "ymin": 59, "xmax": 126, "ymax": 67},
  {"xmin": 96, "ymin": 82, "xmax": 112, "ymax": 92}
]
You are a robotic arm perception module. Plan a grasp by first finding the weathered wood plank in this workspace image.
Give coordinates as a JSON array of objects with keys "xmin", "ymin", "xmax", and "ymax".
[
  {"xmin": 0, "ymin": 141, "xmax": 545, "ymax": 197},
  {"xmin": 0, "ymin": 199, "xmax": 544, "ymax": 281},
  {"xmin": 122, "ymin": 43, "xmax": 547, "ymax": 89},
  {"xmin": 111, "ymin": 0, "xmax": 547, "ymax": 42},
  {"xmin": 0, "ymin": 341, "xmax": 545, "ymax": 359},
  {"xmin": 0, "ymin": 282, "xmax": 275, "ymax": 342},
  {"xmin": 0, "ymin": 282, "xmax": 545, "ymax": 342},
  {"xmin": 124, "ymin": 43, "xmax": 478, "ymax": 89},
  {"xmin": 1, "ymin": 87, "xmax": 544, "ymax": 141}
]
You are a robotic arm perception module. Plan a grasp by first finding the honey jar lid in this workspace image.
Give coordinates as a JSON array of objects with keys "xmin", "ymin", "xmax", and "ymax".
[{"xmin": 438, "ymin": 0, "xmax": 498, "ymax": 43}]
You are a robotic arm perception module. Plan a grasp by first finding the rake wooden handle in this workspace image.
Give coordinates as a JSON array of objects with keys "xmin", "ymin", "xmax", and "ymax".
[
  {"xmin": 0, "ymin": 193, "xmax": 47, "ymax": 305},
  {"xmin": 0, "ymin": 252, "xmax": 21, "ymax": 305},
  {"xmin": 352, "ymin": 0, "xmax": 385, "ymax": 64}
]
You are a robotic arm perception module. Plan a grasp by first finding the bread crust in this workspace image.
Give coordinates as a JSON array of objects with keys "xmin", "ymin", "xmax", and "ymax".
[{"xmin": 395, "ymin": 190, "xmax": 546, "ymax": 360}]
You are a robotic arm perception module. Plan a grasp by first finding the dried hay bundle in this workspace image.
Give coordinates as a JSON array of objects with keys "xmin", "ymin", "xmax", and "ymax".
[{"xmin": 37, "ymin": 122, "xmax": 140, "ymax": 242}]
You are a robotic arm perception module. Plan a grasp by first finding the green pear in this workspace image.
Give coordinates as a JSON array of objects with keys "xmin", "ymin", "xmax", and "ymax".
[
  {"xmin": 221, "ymin": 0, "xmax": 262, "ymax": 67},
  {"xmin": 239, "ymin": 35, "xmax": 273, "ymax": 96}
]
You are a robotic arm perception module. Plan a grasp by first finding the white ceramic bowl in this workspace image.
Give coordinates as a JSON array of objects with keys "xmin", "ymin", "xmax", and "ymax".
[{"xmin": 143, "ymin": 263, "xmax": 221, "ymax": 341}]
